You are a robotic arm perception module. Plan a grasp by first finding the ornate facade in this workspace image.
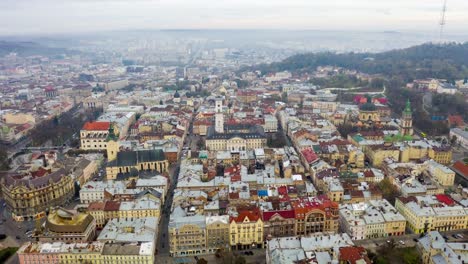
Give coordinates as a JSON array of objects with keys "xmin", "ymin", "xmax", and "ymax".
[{"xmin": 1, "ymin": 168, "xmax": 75, "ymax": 221}]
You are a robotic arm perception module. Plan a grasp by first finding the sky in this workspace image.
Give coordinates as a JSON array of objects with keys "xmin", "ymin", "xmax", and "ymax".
[{"xmin": 1, "ymin": 0, "xmax": 468, "ymax": 35}]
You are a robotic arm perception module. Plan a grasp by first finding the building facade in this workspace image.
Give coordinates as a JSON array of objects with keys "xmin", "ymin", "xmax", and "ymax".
[
  {"xmin": 1, "ymin": 168, "xmax": 74, "ymax": 221},
  {"xmin": 80, "ymin": 121, "xmax": 111, "ymax": 151}
]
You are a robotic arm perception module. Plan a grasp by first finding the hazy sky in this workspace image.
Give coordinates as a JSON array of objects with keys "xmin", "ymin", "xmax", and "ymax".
[{"xmin": 1, "ymin": 0, "xmax": 467, "ymax": 35}]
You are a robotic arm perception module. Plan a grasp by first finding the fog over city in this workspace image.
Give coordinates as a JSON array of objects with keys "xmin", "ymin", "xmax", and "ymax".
[{"xmin": 1, "ymin": 1, "xmax": 468, "ymax": 264}]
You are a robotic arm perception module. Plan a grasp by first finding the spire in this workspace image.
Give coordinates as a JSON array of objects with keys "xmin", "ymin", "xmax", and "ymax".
[
  {"xmin": 404, "ymin": 99, "xmax": 412, "ymax": 114},
  {"xmin": 107, "ymin": 123, "xmax": 117, "ymax": 142}
]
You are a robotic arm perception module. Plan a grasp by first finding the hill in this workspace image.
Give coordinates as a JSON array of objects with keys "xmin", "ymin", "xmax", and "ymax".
[
  {"xmin": 0, "ymin": 41, "xmax": 77, "ymax": 57},
  {"xmin": 252, "ymin": 42, "xmax": 468, "ymax": 81}
]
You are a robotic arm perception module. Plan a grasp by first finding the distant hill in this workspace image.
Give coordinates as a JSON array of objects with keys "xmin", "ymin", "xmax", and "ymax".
[
  {"xmin": 251, "ymin": 42, "xmax": 468, "ymax": 81},
  {"xmin": 0, "ymin": 41, "xmax": 77, "ymax": 57}
]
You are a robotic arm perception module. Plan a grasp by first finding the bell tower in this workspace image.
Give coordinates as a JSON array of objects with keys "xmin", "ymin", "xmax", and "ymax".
[
  {"xmin": 400, "ymin": 99, "xmax": 413, "ymax": 136},
  {"xmin": 215, "ymin": 97, "xmax": 224, "ymax": 133}
]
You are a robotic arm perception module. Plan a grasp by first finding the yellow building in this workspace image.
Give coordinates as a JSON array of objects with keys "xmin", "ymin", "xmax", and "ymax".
[
  {"xmin": 428, "ymin": 147, "xmax": 452, "ymax": 165},
  {"xmin": 348, "ymin": 149, "xmax": 365, "ymax": 168},
  {"xmin": 229, "ymin": 209, "xmax": 264, "ymax": 250},
  {"xmin": 106, "ymin": 140, "xmax": 169, "ymax": 179},
  {"xmin": 206, "ymin": 215, "xmax": 230, "ymax": 253},
  {"xmin": 80, "ymin": 121, "xmax": 112, "ymax": 150},
  {"xmin": 395, "ymin": 195, "xmax": 468, "ymax": 234},
  {"xmin": 419, "ymin": 231, "xmax": 467, "ymax": 264},
  {"xmin": 169, "ymin": 215, "xmax": 207, "ymax": 256},
  {"xmin": 365, "ymin": 143, "xmax": 400, "ymax": 167},
  {"xmin": 118, "ymin": 198, "xmax": 161, "ymax": 219},
  {"xmin": 426, "ymin": 160, "xmax": 455, "ymax": 187},
  {"xmin": 1, "ymin": 168, "xmax": 74, "ymax": 221},
  {"xmin": 205, "ymin": 125, "xmax": 267, "ymax": 151},
  {"xmin": 35, "ymin": 208, "xmax": 96, "ymax": 242}
]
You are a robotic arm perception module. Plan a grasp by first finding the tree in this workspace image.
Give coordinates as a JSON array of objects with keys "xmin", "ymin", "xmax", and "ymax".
[
  {"xmin": 0, "ymin": 148, "xmax": 9, "ymax": 170},
  {"xmin": 281, "ymin": 92, "xmax": 288, "ymax": 103},
  {"xmin": 197, "ymin": 258, "xmax": 208, "ymax": 264},
  {"xmin": 378, "ymin": 177, "xmax": 400, "ymax": 205},
  {"xmin": 451, "ymin": 135, "xmax": 458, "ymax": 146}
]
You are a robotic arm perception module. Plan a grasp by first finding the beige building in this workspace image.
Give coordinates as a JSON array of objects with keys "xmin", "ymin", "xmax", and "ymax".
[
  {"xmin": 418, "ymin": 231, "xmax": 468, "ymax": 264},
  {"xmin": 17, "ymin": 241, "xmax": 154, "ymax": 264},
  {"xmin": 339, "ymin": 199, "xmax": 406, "ymax": 240},
  {"xmin": 1, "ymin": 168, "xmax": 75, "ymax": 221},
  {"xmin": 206, "ymin": 215, "xmax": 230, "ymax": 253},
  {"xmin": 80, "ymin": 121, "xmax": 111, "ymax": 150},
  {"xmin": 229, "ymin": 210, "xmax": 264, "ymax": 250},
  {"xmin": 396, "ymin": 195, "xmax": 468, "ymax": 234},
  {"xmin": 169, "ymin": 215, "xmax": 207, "ymax": 256},
  {"xmin": 365, "ymin": 143, "xmax": 400, "ymax": 167},
  {"xmin": 34, "ymin": 208, "xmax": 96, "ymax": 242}
]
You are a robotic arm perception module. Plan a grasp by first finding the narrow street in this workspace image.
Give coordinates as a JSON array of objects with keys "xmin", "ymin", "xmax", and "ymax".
[{"xmin": 156, "ymin": 113, "xmax": 195, "ymax": 259}]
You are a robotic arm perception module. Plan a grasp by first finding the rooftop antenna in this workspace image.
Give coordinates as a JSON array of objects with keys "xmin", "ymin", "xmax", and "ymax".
[{"xmin": 439, "ymin": 0, "xmax": 448, "ymax": 42}]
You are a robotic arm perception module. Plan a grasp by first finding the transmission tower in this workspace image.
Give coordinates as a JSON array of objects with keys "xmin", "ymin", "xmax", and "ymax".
[{"xmin": 439, "ymin": 0, "xmax": 447, "ymax": 42}]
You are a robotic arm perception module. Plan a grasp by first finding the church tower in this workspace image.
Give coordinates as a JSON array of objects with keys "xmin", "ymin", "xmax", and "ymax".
[
  {"xmin": 400, "ymin": 99, "xmax": 413, "ymax": 136},
  {"xmin": 106, "ymin": 124, "xmax": 119, "ymax": 161},
  {"xmin": 215, "ymin": 97, "xmax": 224, "ymax": 133}
]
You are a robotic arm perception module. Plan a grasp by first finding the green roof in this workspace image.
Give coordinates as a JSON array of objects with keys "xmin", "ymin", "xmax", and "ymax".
[
  {"xmin": 352, "ymin": 135, "xmax": 365, "ymax": 142},
  {"xmin": 384, "ymin": 133, "xmax": 413, "ymax": 143},
  {"xmin": 403, "ymin": 99, "xmax": 412, "ymax": 114}
]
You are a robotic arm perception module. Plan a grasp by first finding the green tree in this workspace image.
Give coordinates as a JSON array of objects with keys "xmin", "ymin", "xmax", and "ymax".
[
  {"xmin": 378, "ymin": 177, "xmax": 400, "ymax": 205},
  {"xmin": 0, "ymin": 148, "xmax": 9, "ymax": 170},
  {"xmin": 281, "ymin": 92, "xmax": 288, "ymax": 103}
]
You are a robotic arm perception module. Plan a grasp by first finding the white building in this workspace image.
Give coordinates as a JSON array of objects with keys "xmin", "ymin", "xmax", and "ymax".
[{"xmin": 450, "ymin": 128, "xmax": 468, "ymax": 149}]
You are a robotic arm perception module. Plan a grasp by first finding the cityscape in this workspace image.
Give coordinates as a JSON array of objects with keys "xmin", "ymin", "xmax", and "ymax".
[{"xmin": 0, "ymin": 1, "xmax": 468, "ymax": 264}]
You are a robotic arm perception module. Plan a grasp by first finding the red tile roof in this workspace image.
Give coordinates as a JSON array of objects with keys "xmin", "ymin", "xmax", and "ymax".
[
  {"xmin": 262, "ymin": 210, "xmax": 295, "ymax": 221},
  {"xmin": 301, "ymin": 148, "xmax": 319, "ymax": 164},
  {"xmin": 230, "ymin": 208, "xmax": 261, "ymax": 223},
  {"xmin": 83, "ymin": 121, "xmax": 110, "ymax": 131},
  {"xmin": 452, "ymin": 161, "xmax": 468, "ymax": 177},
  {"xmin": 104, "ymin": 201, "xmax": 120, "ymax": 211},
  {"xmin": 339, "ymin": 246, "xmax": 370, "ymax": 264},
  {"xmin": 88, "ymin": 201, "xmax": 105, "ymax": 211}
]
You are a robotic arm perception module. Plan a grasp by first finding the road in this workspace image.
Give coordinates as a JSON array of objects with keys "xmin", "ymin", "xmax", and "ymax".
[
  {"xmin": 354, "ymin": 229, "xmax": 468, "ymax": 251},
  {"xmin": 156, "ymin": 112, "xmax": 195, "ymax": 258}
]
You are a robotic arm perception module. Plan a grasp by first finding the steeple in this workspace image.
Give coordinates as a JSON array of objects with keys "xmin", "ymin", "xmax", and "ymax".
[
  {"xmin": 400, "ymin": 98, "xmax": 413, "ymax": 136},
  {"xmin": 403, "ymin": 99, "xmax": 412, "ymax": 114},
  {"xmin": 107, "ymin": 123, "xmax": 117, "ymax": 142}
]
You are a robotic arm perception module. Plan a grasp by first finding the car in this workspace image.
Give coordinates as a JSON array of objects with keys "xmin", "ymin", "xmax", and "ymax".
[
  {"xmin": 456, "ymin": 234, "xmax": 464, "ymax": 239},
  {"xmin": 399, "ymin": 240, "xmax": 405, "ymax": 245},
  {"xmin": 452, "ymin": 234, "xmax": 458, "ymax": 239},
  {"xmin": 386, "ymin": 240, "xmax": 391, "ymax": 243},
  {"xmin": 413, "ymin": 238, "xmax": 419, "ymax": 242},
  {"xmin": 443, "ymin": 235, "xmax": 449, "ymax": 240},
  {"xmin": 15, "ymin": 235, "xmax": 20, "ymax": 239},
  {"xmin": 249, "ymin": 251, "xmax": 254, "ymax": 255}
]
